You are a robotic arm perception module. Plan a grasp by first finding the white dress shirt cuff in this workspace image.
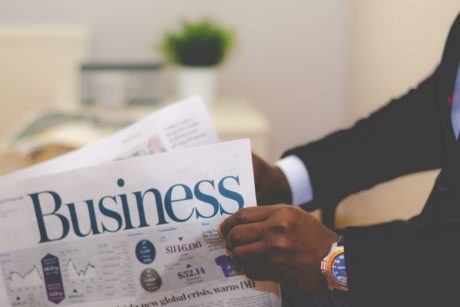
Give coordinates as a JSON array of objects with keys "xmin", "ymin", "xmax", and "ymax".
[{"xmin": 276, "ymin": 155, "xmax": 314, "ymax": 206}]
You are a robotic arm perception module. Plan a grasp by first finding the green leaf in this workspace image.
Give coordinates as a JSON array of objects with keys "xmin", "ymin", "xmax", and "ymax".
[{"xmin": 159, "ymin": 18, "xmax": 235, "ymax": 66}]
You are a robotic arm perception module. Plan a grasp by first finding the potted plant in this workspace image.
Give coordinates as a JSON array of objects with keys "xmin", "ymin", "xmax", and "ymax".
[{"xmin": 160, "ymin": 19, "xmax": 234, "ymax": 107}]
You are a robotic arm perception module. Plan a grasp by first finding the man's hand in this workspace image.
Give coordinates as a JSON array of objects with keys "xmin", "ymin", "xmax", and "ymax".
[
  {"xmin": 219, "ymin": 205, "xmax": 338, "ymax": 294},
  {"xmin": 252, "ymin": 154, "xmax": 292, "ymax": 205}
]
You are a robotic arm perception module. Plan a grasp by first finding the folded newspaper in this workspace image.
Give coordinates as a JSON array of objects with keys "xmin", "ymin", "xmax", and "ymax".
[{"xmin": 0, "ymin": 97, "xmax": 281, "ymax": 307}]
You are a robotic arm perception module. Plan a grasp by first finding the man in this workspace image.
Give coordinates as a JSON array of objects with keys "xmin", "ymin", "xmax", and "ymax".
[{"xmin": 219, "ymin": 13, "xmax": 460, "ymax": 307}]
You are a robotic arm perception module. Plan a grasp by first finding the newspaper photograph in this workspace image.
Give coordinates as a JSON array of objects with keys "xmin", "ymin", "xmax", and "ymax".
[
  {"xmin": 1, "ymin": 96, "xmax": 218, "ymax": 183},
  {"xmin": 0, "ymin": 140, "xmax": 281, "ymax": 306}
]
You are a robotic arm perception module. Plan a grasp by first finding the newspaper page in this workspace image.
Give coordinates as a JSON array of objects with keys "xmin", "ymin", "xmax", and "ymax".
[
  {"xmin": 0, "ymin": 140, "xmax": 281, "ymax": 307},
  {"xmin": 1, "ymin": 96, "xmax": 218, "ymax": 183}
]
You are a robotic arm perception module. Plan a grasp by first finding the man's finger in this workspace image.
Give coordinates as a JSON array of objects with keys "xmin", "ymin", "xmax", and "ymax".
[
  {"xmin": 219, "ymin": 207, "xmax": 272, "ymax": 238},
  {"xmin": 225, "ymin": 222, "xmax": 265, "ymax": 251},
  {"xmin": 230, "ymin": 241, "xmax": 268, "ymax": 264}
]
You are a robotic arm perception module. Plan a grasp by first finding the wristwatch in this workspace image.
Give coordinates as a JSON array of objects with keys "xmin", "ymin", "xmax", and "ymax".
[{"xmin": 320, "ymin": 236, "xmax": 349, "ymax": 292}]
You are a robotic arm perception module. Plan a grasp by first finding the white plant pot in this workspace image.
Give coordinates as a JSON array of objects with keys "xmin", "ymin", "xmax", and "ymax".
[{"xmin": 176, "ymin": 67, "xmax": 217, "ymax": 107}]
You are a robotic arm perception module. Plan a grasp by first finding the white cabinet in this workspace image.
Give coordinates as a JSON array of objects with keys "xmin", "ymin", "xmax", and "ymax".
[
  {"xmin": 77, "ymin": 98, "xmax": 270, "ymax": 159},
  {"xmin": 0, "ymin": 98, "xmax": 270, "ymax": 175},
  {"xmin": 210, "ymin": 99, "xmax": 269, "ymax": 160}
]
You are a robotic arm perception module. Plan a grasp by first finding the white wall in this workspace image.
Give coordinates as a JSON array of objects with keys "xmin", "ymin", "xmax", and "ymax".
[
  {"xmin": 346, "ymin": 0, "xmax": 460, "ymax": 123},
  {"xmin": 0, "ymin": 0, "xmax": 348, "ymax": 160},
  {"xmin": 336, "ymin": 0, "xmax": 460, "ymax": 227}
]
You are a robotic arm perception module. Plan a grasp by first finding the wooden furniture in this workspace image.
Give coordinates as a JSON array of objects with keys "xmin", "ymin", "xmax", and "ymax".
[{"xmin": 0, "ymin": 98, "xmax": 270, "ymax": 175}]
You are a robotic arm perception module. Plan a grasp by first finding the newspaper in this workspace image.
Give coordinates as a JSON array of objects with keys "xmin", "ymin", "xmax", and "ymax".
[
  {"xmin": 0, "ymin": 98, "xmax": 281, "ymax": 306},
  {"xmin": 0, "ymin": 140, "xmax": 281, "ymax": 307},
  {"xmin": 0, "ymin": 96, "xmax": 218, "ymax": 183}
]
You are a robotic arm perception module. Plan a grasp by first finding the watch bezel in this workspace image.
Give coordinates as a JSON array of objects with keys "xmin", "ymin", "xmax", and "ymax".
[
  {"xmin": 321, "ymin": 241, "xmax": 349, "ymax": 292},
  {"xmin": 330, "ymin": 251, "xmax": 347, "ymax": 287}
]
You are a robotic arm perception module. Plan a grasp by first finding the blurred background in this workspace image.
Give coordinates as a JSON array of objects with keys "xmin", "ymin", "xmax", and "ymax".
[{"xmin": 0, "ymin": 0, "xmax": 459, "ymax": 227}]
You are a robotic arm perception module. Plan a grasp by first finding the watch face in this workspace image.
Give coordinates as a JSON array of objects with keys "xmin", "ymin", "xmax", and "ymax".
[{"xmin": 331, "ymin": 252, "xmax": 347, "ymax": 286}]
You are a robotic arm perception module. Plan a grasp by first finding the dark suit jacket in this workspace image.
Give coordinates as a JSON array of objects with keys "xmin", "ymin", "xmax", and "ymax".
[{"xmin": 283, "ymin": 13, "xmax": 460, "ymax": 307}]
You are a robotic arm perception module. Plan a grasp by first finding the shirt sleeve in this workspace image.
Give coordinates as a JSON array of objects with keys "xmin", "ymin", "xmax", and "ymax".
[{"xmin": 276, "ymin": 155, "xmax": 314, "ymax": 206}]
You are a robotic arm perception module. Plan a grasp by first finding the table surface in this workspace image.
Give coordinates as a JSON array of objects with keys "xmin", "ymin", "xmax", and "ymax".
[
  {"xmin": 0, "ymin": 98, "xmax": 270, "ymax": 175},
  {"xmin": 14, "ymin": 98, "xmax": 268, "ymax": 148}
]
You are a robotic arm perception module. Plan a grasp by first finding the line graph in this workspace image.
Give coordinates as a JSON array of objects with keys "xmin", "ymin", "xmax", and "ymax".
[
  {"xmin": 7, "ymin": 264, "xmax": 43, "ymax": 286},
  {"xmin": 67, "ymin": 259, "xmax": 97, "ymax": 281},
  {"xmin": 0, "ymin": 229, "xmax": 155, "ymax": 305}
]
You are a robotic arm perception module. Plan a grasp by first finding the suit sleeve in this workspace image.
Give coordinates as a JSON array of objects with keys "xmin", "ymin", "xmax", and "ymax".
[
  {"xmin": 283, "ymin": 69, "xmax": 445, "ymax": 210},
  {"xmin": 344, "ymin": 219, "xmax": 460, "ymax": 307}
]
